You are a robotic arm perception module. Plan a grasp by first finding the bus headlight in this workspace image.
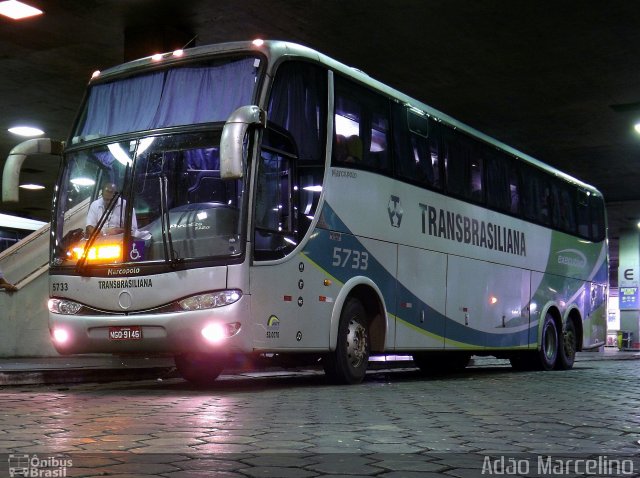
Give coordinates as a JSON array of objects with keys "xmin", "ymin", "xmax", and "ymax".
[
  {"xmin": 178, "ymin": 290, "xmax": 242, "ymax": 311},
  {"xmin": 48, "ymin": 298, "xmax": 82, "ymax": 315}
]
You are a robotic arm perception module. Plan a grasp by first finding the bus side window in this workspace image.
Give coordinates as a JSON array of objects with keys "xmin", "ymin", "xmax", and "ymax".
[
  {"xmin": 392, "ymin": 104, "xmax": 441, "ymax": 189},
  {"xmin": 333, "ymin": 76, "xmax": 390, "ymax": 174},
  {"xmin": 576, "ymin": 190, "xmax": 590, "ymax": 238},
  {"xmin": 590, "ymin": 195, "xmax": 605, "ymax": 241},
  {"xmin": 265, "ymin": 60, "xmax": 327, "ymax": 253},
  {"xmin": 486, "ymin": 151, "xmax": 518, "ymax": 213},
  {"xmin": 444, "ymin": 130, "xmax": 484, "ymax": 203},
  {"xmin": 522, "ymin": 167, "xmax": 551, "ymax": 226},
  {"xmin": 551, "ymin": 181, "xmax": 577, "ymax": 234}
]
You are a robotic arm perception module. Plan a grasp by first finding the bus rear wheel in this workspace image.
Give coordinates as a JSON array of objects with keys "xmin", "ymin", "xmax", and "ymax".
[
  {"xmin": 324, "ymin": 298, "xmax": 370, "ymax": 384},
  {"xmin": 556, "ymin": 319, "xmax": 577, "ymax": 370},
  {"xmin": 175, "ymin": 353, "xmax": 225, "ymax": 385},
  {"xmin": 510, "ymin": 313, "xmax": 558, "ymax": 371}
]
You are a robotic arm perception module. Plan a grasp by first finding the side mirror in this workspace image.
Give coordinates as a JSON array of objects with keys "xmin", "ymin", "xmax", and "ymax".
[
  {"xmin": 2, "ymin": 138, "xmax": 64, "ymax": 202},
  {"xmin": 220, "ymin": 105, "xmax": 266, "ymax": 179}
]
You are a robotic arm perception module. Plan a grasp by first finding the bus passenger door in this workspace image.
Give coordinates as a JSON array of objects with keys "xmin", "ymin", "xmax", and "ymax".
[{"xmin": 395, "ymin": 245, "xmax": 446, "ymax": 350}]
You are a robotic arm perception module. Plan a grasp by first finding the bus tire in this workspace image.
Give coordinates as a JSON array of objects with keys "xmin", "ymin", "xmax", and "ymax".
[
  {"xmin": 509, "ymin": 313, "xmax": 559, "ymax": 371},
  {"xmin": 324, "ymin": 298, "xmax": 370, "ymax": 384},
  {"xmin": 536, "ymin": 313, "xmax": 559, "ymax": 370},
  {"xmin": 175, "ymin": 353, "xmax": 224, "ymax": 385},
  {"xmin": 556, "ymin": 319, "xmax": 577, "ymax": 370}
]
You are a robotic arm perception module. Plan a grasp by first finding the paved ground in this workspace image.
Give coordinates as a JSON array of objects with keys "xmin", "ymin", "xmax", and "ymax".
[{"xmin": 0, "ymin": 354, "xmax": 639, "ymax": 477}]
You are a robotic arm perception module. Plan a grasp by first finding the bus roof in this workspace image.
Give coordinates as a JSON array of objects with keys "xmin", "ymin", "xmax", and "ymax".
[{"xmin": 92, "ymin": 39, "xmax": 602, "ymax": 197}]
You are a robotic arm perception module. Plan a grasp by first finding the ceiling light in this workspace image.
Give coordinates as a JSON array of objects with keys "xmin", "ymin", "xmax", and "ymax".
[
  {"xmin": 8, "ymin": 126, "xmax": 44, "ymax": 137},
  {"xmin": 70, "ymin": 177, "xmax": 95, "ymax": 186},
  {"xmin": 0, "ymin": 1, "xmax": 43, "ymax": 20},
  {"xmin": 19, "ymin": 183, "xmax": 45, "ymax": 190},
  {"xmin": 634, "ymin": 123, "xmax": 640, "ymax": 134}
]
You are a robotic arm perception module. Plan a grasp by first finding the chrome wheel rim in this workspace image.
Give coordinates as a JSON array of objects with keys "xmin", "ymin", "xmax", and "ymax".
[{"xmin": 346, "ymin": 318, "xmax": 367, "ymax": 368}]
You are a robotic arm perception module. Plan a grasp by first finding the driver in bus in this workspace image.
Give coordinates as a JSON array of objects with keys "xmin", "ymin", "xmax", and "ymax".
[{"xmin": 86, "ymin": 182, "xmax": 138, "ymax": 237}]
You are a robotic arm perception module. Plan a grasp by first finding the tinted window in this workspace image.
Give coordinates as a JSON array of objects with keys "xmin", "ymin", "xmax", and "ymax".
[
  {"xmin": 443, "ymin": 130, "xmax": 484, "ymax": 203},
  {"xmin": 486, "ymin": 151, "xmax": 520, "ymax": 214},
  {"xmin": 392, "ymin": 104, "xmax": 442, "ymax": 189},
  {"xmin": 333, "ymin": 76, "xmax": 391, "ymax": 173}
]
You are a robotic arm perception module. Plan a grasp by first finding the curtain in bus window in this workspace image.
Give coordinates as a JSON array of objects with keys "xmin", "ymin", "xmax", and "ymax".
[
  {"xmin": 78, "ymin": 58, "xmax": 256, "ymax": 138},
  {"xmin": 267, "ymin": 62, "xmax": 326, "ymax": 162},
  {"xmin": 445, "ymin": 135, "xmax": 468, "ymax": 198},
  {"xmin": 80, "ymin": 72, "xmax": 165, "ymax": 137},
  {"xmin": 486, "ymin": 152, "xmax": 511, "ymax": 212},
  {"xmin": 154, "ymin": 59, "xmax": 256, "ymax": 128},
  {"xmin": 522, "ymin": 169, "xmax": 552, "ymax": 226},
  {"xmin": 590, "ymin": 195, "xmax": 605, "ymax": 240}
]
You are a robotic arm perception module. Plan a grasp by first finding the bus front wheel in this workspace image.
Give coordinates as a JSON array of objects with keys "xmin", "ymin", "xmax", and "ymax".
[
  {"xmin": 324, "ymin": 298, "xmax": 370, "ymax": 384},
  {"xmin": 175, "ymin": 353, "xmax": 225, "ymax": 385}
]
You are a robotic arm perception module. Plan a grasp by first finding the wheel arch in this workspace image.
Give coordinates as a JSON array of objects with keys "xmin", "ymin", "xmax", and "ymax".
[
  {"xmin": 538, "ymin": 302, "xmax": 562, "ymax": 350},
  {"xmin": 330, "ymin": 276, "xmax": 388, "ymax": 353},
  {"xmin": 564, "ymin": 306, "xmax": 584, "ymax": 352}
]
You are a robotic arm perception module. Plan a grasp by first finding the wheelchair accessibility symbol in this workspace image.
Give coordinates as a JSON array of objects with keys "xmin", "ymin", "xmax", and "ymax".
[{"xmin": 129, "ymin": 241, "xmax": 145, "ymax": 262}]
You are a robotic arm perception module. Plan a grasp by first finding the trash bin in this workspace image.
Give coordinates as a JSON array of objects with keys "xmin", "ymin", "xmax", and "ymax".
[{"xmin": 617, "ymin": 331, "xmax": 633, "ymax": 350}]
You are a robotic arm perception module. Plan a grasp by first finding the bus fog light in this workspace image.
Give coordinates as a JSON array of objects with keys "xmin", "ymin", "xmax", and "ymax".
[
  {"xmin": 201, "ymin": 322, "xmax": 242, "ymax": 344},
  {"xmin": 201, "ymin": 323, "xmax": 226, "ymax": 344},
  {"xmin": 52, "ymin": 328, "xmax": 70, "ymax": 345}
]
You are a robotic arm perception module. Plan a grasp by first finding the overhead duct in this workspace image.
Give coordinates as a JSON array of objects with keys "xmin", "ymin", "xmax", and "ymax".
[{"xmin": 2, "ymin": 138, "xmax": 63, "ymax": 202}]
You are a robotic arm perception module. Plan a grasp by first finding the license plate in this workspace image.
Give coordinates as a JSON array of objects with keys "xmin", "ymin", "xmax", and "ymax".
[{"xmin": 108, "ymin": 326, "xmax": 142, "ymax": 340}]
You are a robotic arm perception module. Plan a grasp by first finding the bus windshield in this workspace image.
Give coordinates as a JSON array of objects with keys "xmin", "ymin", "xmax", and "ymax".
[
  {"xmin": 51, "ymin": 55, "xmax": 261, "ymax": 269},
  {"xmin": 53, "ymin": 131, "xmax": 246, "ymax": 268}
]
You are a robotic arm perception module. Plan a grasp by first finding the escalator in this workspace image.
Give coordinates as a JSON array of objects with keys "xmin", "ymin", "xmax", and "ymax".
[{"xmin": 0, "ymin": 203, "xmax": 87, "ymax": 357}]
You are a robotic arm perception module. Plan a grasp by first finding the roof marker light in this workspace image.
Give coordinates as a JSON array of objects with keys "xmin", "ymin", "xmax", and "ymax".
[
  {"xmin": 172, "ymin": 49, "xmax": 184, "ymax": 57},
  {"xmin": 91, "ymin": 70, "xmax": 100, "ymax": 79},
  {"xmin": 151, "ymin": 53, "xmax": 163, "ymax": 61},
  {"xmin": 252, "ymin": 39, "xmax": 264, "ymax": 47}
]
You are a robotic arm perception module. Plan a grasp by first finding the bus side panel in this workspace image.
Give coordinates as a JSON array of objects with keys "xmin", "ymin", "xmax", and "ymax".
[
  {"xmin": 394, "ymin": 244, "xmax": 446, "ymax": 350},
  {"xmin": 302, "ymin": 228, "xmax": 397, "ymax": 350},
  {"xmin": 444, "ymin": 255, "xmax": 532, "ymax": 350},
  {"xmin": 250, "ymin": 254, "xmax": 335, "ymax": 351}
]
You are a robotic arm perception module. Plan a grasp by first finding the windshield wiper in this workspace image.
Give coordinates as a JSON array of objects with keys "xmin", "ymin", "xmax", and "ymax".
[{"xmin": 158, "ymin": 175, "xmax": 182, "ymax": 267}]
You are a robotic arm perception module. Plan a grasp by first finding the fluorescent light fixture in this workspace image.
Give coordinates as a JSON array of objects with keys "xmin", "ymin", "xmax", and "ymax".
[
  {"xmin": 70, "ymin": 177, "xmax": 96, "ymax": 186},
  {"xmin": 107, "ymin": 143, "xmax": 132, "ymax": 166},
  {"xmin": 19, "ymin": 183, "xmax": 45, "ymax": 190},
  {"xmin": 0, "ymin": 1, "xmax": 42, "ymax": 20},
  {"xmin": 8, "ymin": 125, "xmax": 44, "ymax": 137}
]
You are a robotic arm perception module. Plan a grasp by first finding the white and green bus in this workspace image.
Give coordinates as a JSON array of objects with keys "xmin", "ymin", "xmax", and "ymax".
[{"xmin": 20, "ymin": 40, "xmax": 606, "ymax": 384}]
